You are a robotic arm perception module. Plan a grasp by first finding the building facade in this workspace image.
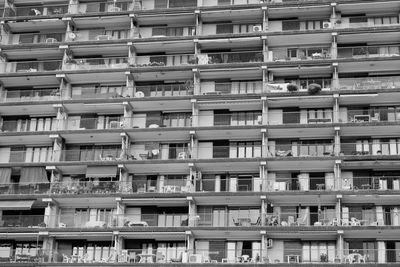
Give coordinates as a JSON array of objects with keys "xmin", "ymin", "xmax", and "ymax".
[{"xmin": 0, "ymin": 0, "xmax": 399, "ymax": 265}]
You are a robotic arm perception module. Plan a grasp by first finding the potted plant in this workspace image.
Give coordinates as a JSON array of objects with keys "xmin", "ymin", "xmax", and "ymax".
[
  {"xmin": 287, "ymin": 83, "xmax": 299, "ymax": 92},
  {"xmin": 308, "ymin": 83, "xmax": 322, "ymax": 95},
  {"xmin": 320, "ymin": 253, "xmax": 328, "ymax": 262}
]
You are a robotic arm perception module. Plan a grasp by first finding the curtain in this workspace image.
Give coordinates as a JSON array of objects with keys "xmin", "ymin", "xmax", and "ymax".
[
  {"xmin": 0, "ymin": 168, "xmax": 11, "ymax": 185},
  {"xmin": 20, "ymin": 167, "xmax": 49, "ymax": 185}
]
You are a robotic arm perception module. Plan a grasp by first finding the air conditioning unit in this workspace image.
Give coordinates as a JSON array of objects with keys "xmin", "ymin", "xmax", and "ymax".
[
  {"xmin": 189, "ymin": 254, "xmax": 202, "ymax": 263},
  {"xmin": 45, "ymin": 38, "xmax": 58, "ymax": 43},
  {"xmin": 96, "ymin": 35, "xmax": 111, "ymax": 41},
  {"xmin": 134, "ymin": 91, "xmax": 145, "ymax": 98},
  {"xmin": 266, "ymin": 239, "xmax": 273, "ymax": 248},
  {"xmin": 323, "ymin": 22, "xmax": 332, "ymax": 29},
  {"xmin": 67, "ymin": 32, "xmax": 76, "ymax": 41},
  {"xmin": 253, "ymin": 25, "xmax": 262, "ymax": 32}
]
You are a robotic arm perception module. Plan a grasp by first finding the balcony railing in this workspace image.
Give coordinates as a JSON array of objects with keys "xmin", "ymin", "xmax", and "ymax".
[
  {"xmin": 340, "ymin": 108, "xmax": 400, "ymax": 123},
  {"xmin": 204, "ymin": 22, "xmax": 263, "ymax": 35},
  {"xmin": 5, "ymin": 32, "xmax": 65, "ymax": 45},
  {"xmin": 203, "ymin": 51, "xmax": 263, "ymax": 64},
  {"xmin": 68, "ymin": 2, "xmax": 132, "ymax": 14},
  {"xmin": 0, "ymin": 214, "xmax": 47, "ymax": 228},
  {"xmin": 61, "ymin": 149, "xmax": 123, "ymax": 161},
  {"xmin": 336, "ymin": 16, "xmax": 400, "ymax": 30},
  {"xmin": 63, "ymin": 57, "xmax": 129, "ymax": 70},
  {"xmin": 140, "ymin": 26, "xmax": 196, "ymax": 38},
  {"xmin": 71, "ymin": 86, "xmax": 129, "ymax": 100},
  {"xmin": 118, "ymin": 213, "xmax": 189, "ymax": 227},
  {"xmin": 341, "ymin": 141, "xmax": 400, "ymax": 156},
  {"xmin": 338, "ymin": 45, "xmax": 400, "ymax": 59},
  {"xmin": 272, "ymin": 48, "xmax": 331, "ymax": 61},
  {"xmin": 196, "ymin": 211, "xmax": 261, "ymax": 227},
  {"xmin": 6, "ymin": 4, "xmax": 69, "ymax": 17},
  {"xmin": 1, "ymin": 88, "xmax": 61, "ymax": 102},
  {"xmin": 136, "ymin": 83, "xmax": 193, "ymax": 97},
  {"xmin": 266, "ymin": 177, "xmax": 334, "ymax": 192},
  {"xmin": 339, "ymin": 76, "xmax": 400, "ymax": 91},
  {"xmin": 0, "ymin": 182, "xmax": 50, "ymax": 195},
  {"xmin": 267, "ymin": 143, "xmax": 335, "ymax": 157},
  {"xmin": 65, "ymin": 30, "xmax": 132, "ymax": 42},
  {"xmin": 198, "ymin": 177, "xmax": 260, "ymax": 192},
  {"xmin": 0, "ymin": 60, "xmax": 63, "ymax": 73},
  {"xmin": 134, "ymin": 54, "xmax": 196, "ymax": 67},
  {"xmin": 202, "ymin": 81, "xmax": 263, "ymax": 95},
  {"xmin": 268, "ymin": 110, "xmax": 333, "ymax": 125},
  {"xmin": 2, "ymin": 247, "xmax": 395, "ymax": 264}
]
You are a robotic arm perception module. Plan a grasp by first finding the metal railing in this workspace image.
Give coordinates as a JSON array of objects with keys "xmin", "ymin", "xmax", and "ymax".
[
  {"xmin": 267, "ymin": 143, "xmax": 335, "ymax": 157},
  {"xmin": 1, "ymin": 88, "xmax": 61, "ymax": 102},
  {"xmin": 5, "ymin": 4, "xmax": 69, "ymax": 17},
  {"xmin": 339, "ymin": 76, "xmax": 400, "ymax": 91},
  {"xmin": 202, "ymin": 81, "xmax": 263, "ymax": 95},
  {"xmin": 338, "ymin": 45, "xmax": 400, "ymax": 59},
  {"xmin": 268, "ymin": 110, "xmax": 333, "ymax": 125},
  {"xmin": 204, "ymin": 51, "xmax": 263, "ymax": 64},
  {"xmin": 65, "ymin": 30, "xmax": 132, "ymax": 42},
  {"xmin": 133, "ymin": 54, "xmax": 196, "ymax": 67},
  {"xmin": 5, "ymin": 32, "xmax": 65, "ymax": 45},
  {"xmin": 63, "ymin": 57, "xmax": 129, "ymax": 70},
  {"xmin": 271, "ymin": 48, "xmax": 331, "ymax": 61},
  {"xmin": 340, "ymin": 141, "xmax": 400, "ymax": 156},
  {"xmin": 136, "ymin": 83, "xmax": 193, "ymax": 97},
  {"xmin": 0, "ymin": 60, "xmax": 63, "ymax": 73},
  {"xmin": 339, "ymin": 108, "xmax": 400, "ymax": 123}
]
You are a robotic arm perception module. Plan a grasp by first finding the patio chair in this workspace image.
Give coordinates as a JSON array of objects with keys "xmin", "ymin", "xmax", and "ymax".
[
  {"xmin": 296, "ymin": 213, "xmax": 308, "ymax": 226},
  {"xmin": 232, "ymin": 218, "xmax": 241, "ymax": 226},
  {"xmin": 156, "ymin": 252, "xmax": 166, "ymax": 263},
  {"xmin": 251, "ymin": 217, "xmax": 261, "ymax": 226},
  {"xmin": 350, "ymin": 217, "xmax": 361, "ymax": 226},
  {"xmin": 62, "ymin": 254, "xmax": 71, "ymax": 263}
]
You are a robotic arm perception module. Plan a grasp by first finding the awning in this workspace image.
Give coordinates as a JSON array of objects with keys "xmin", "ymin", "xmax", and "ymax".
[
  {"xmin": 86, "ymin": 166, "xmax": 118, "ymax": 178},
  {"xmin": 20, "ymin": 167, "xmax": 49, "ymax": 185},
  {"xmin": 0, "ymin": 200, "xmax": 34, "ymax": 210},
  {"xmin": 0, "ymin": 168, "xmax": 11, "ymax": 185}
]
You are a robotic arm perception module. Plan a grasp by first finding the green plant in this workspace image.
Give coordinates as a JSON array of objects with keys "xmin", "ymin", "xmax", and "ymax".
[
  {"xmin": 308, "ymin": 83, "xmax": 322, "ymax": 94},
  {"xmin": 287, "ymin": 83, "xmax": 299, "ymax": 92}
]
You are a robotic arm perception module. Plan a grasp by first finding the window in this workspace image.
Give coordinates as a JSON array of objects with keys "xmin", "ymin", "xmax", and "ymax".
[
  {"xmin": 349, "ymin": 17, "xmax": 368, "ymax": 23},
  {"xmin": 302, "ymin": 242, "xmax": 336, "ymax": 262},
  {"xmin": 162, "ymin": 113, "xmax": 192, "ymax": 127},
  {"xmin": 229, "ymin": 141, "xmax": 261, "ymax": 158},
  {"xmin": 282, "ymin": 20, "xmax": 300, "ymax": 31},
  {"xmin": 216, "ymin": 24, "xmax": 233, "ymax": 34},
  {"xmin": 231, "ymin": 111, "xmax": 261, "ymax": 126}
]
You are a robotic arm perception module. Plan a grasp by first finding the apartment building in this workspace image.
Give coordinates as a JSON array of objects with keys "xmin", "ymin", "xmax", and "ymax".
[{"xmin": 0, "ymin": 0, "xmax": 399, "ymax": 265}]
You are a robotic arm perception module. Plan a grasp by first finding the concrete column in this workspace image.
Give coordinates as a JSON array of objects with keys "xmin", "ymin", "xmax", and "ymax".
[
  {"xmin": 376, "ymin": 206, "xmax": 384, "ymax": 226},
  {"xmin": 186, "ymin": 232, "xmax": 195, "ymax": 254},
  {"xmin": 116, "ymin": 200, "xmax": 126, "ymax": 227},
  {"xmin": 331, "ymin": 33, "xmax": 338, "ymax": 59},
  {"xmin": 188, "ymin": 197, "xmax": 197, "ymax": 227},
  {"xmin": 262, "ymin": 7, "xmax": 268, "ymax": 31},
  {"xmin": 261, "ymin": 232, "xmax": 267, "ymax": 263},
  {"xmin": 333, "ymin": 94, "xmax": 339, "ymax": 123},
  {"xmin": 261, "ymin": 97, "xmax": 268, "ymax": 125},
  {"xmin": 260, "ymin": 162, "xmax": 267, "ymax": 192},
  {"xmin": 337, "ymin": 233, "xmax": 344, "ymax": 262},
  {"xmin": 128, "ymin": 44, "xmax": 136, "ymax": 66},
  {"xmin": 262, "ymin": 66, "xmax": 269, "ymax": 93},
  {"xmin": 332, "ymin": 63, "xmax": 339, "ymax": 91},
  {"xmin": 195, "ymin": 10, "xmax": 201, "ymax": 35},
  {"xmin": 42, "ymin": 236, "xmax": 55, "ymax": 262},
  {"xmin": 60, "ymin": 78, "xmax": 72, "ymax": 100},
  {"xmin": 68, "ymin": 0, "xmax": 79, "ymax": 14},
  {"xmin": 44, "ymin": 202, "xmax": 59, "ymax": 228},
  {"xmin": 190, "ymin": 132, "xmax": 198, "ymax": 159},
  {"xmin": 334, "ymin": 127, "xmax": 341, "ymax": 156},
  {"xmin": 261, "ymin": 196, "xmax": 266, "ymax": 226},
  {"xmin": 51, "ymin": 136, "xmax": 64, "ymax": 162},
  {"xmin": 191, "ymin": 99, "xmax": 199, "ymax": 126},
  {"xmin": 125, "ymin": 72, "xmax": 135, "ymax": 97},
  {"xmin": 335, "ymin": 196, "xmax": 341, "ymax": 224},
  {"xmin": 262, "ymin": 36, "xmax": 268, "ymax": 62},
  {"xmin": 123, "ymin": 103, "xmax": 133, "ymax": 128},
  {"xmin": 334, "ymin": 160, "xmax": 341, "ymax": 190},
  {"xmin": 193, "ymin": 70, "xmax": 200, "ymax": 95},
  {"xmin": 130, "ymin": 16, "xmax": 139, "ymax": 38},
  {"xmin": 261, "ymin": 129, "xmax": 268, "ymax": 157}
]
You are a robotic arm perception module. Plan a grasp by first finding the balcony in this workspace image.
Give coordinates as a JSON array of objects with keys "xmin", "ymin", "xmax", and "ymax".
[
  {"xmin": 135, "ymin": 83, "xmax": 193, "ymax": 97},
  {"xmin": 62, "ymin": 148, "xmax": 122, "ymax": 162},
  {"xmin": 340, "ymin": 108, "xmax": 400, "ymax": 123},
  {"xmin": 0, "ymin": 214, "xmax": 46, "ymax": 228},
  {"xmin": 0, "ymin": 60, "xmax": 63, "ymax": 73},
  {"xmin": 6, "ymin": 32, "xmax": 65, "ymax": 45},
  {"xmin": 137, "ymin": 0, "xmax": 196, "ymax": 10},
  {"xmin": 71, "ymin": 85, "xmax": 129, "ymax": 99},
  {"xmin": 340, "ymin": 141, "xmax": 400, "ymax": 157},
  {"xmin": 267, "ymin": 78, "xmax": 331, "ymax": 93},
  {"xmin": 128, "ymin": 146, "xmax": 191, "ymax": 161},
  {"xmin": 202, "ymin": 23, "xmax": 262, "ymax": 35},
  {"xmin": 2, "ymin": 147, "xmax": 54, "ymax": 163},
  {"xmin": 196, "ymin": 210, "xmax": 261, "ymax": 227},
  {"xmin": 337, "ymin": 16, "xmax": 400, "ymax": 30},
  {"xmin": 268, "ymin": 110, "xmax": 333, "ymax": 125},
  {"xmin": 268, "ymin": 142, "xmax": 335, "ymax": 157},
  {"xmin": 201, "ymin": 81, "xmax": 263, "ymax": 95},
  {"xmin": 69, "ymin": 1, "xmax": 132, "ymax": 14},
  {"xmin": 0, "ymin": 182, "xmax": 50, "ymax": 195},
  {"xmin": 63, "ymin": 57, "xmax": 129, "ymax": 71},
  {"xmin": 65, "ymin": 29, "xmax": 132, "ymax": 42},
  {"xmin": 271, "ymin": 47, "xmax": 331, "ymax": 62},
  {"xmin": 337, "ymin": 45, "xmax": 400, "ymax": 59},
  {"xmin": 1, "ymin": 117, "xmax": 59, "ymax": 132},
  {"xmin": 120, "ymin": 213, "xmax": 189, "ymax": 227},
  {"xmin": 1, "ymin": 88, "xmax": 61, "ymax": 102},
  {"xmin": 339, "ymin": 76, "xmax": 400, "ymax": 91},
  {"xmin": 267, "ymin": 176, "xmax": 333, "ymax": 192},
  {"xmin": 134, "ymin": 54, "xmax": 196, "ymax": 67},
  {"xmin": 6, "ymin": 4, "xmax": 69, "ymax": 17},
  {"xmin": 269, "ymin": 19, "xmax": 330, "ymax": 32},
  {"xmin": 139, "ymin": 26, "xmax": 196, "ymax": 38},
  {"xmin": 201, "ymin": 51, "xmax": 263, "ymax": 65}
]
